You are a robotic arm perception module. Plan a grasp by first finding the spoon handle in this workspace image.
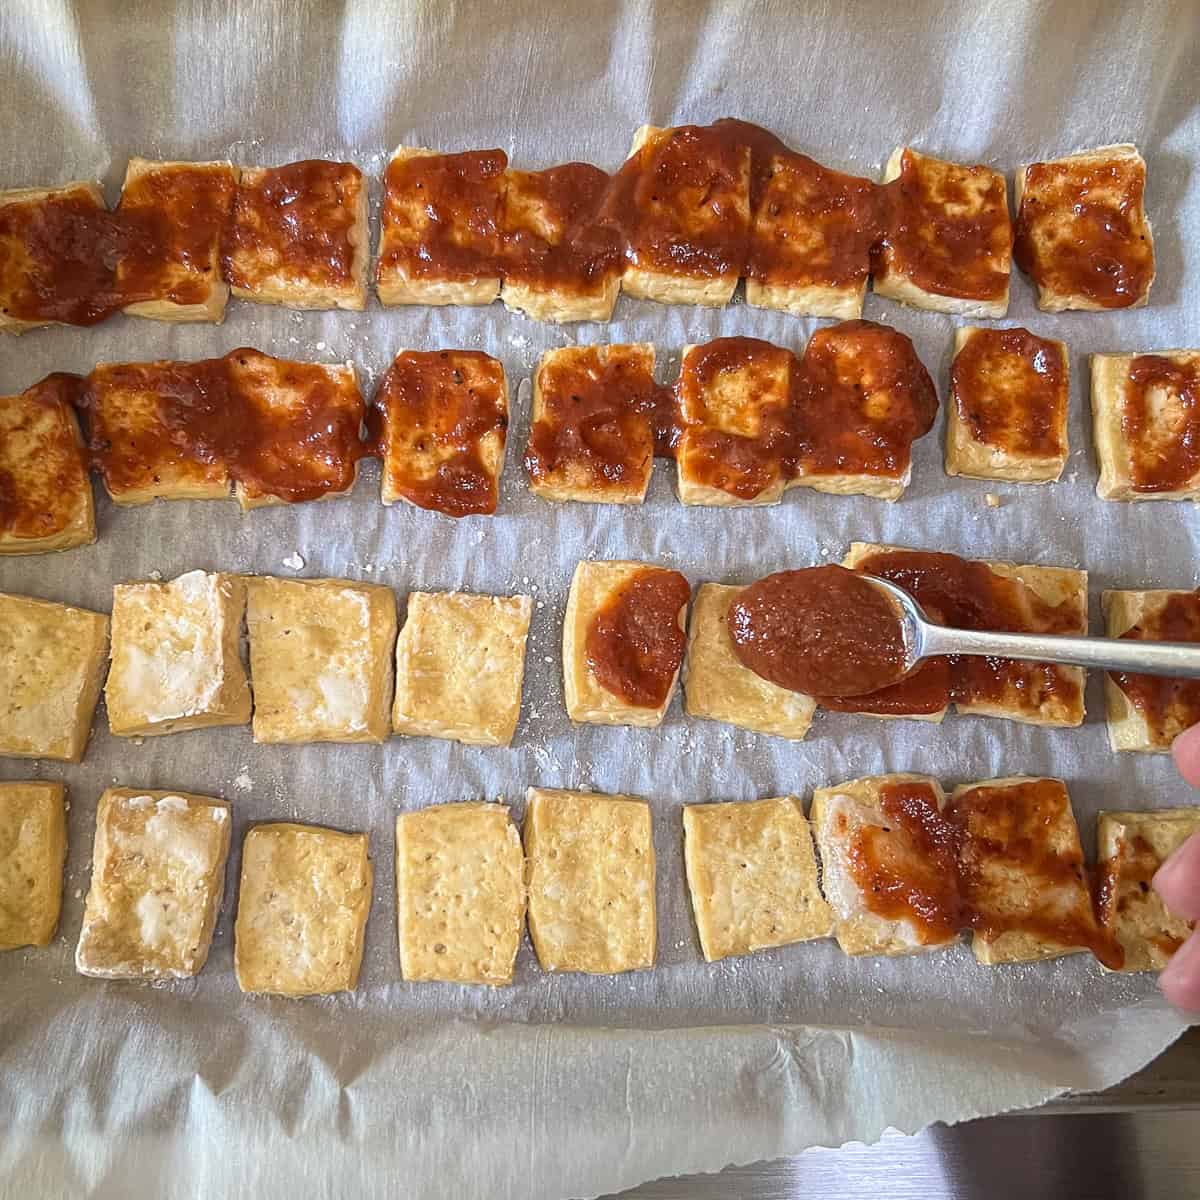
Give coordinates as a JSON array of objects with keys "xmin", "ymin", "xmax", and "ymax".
[{"xmin": 919, "ymin": 626, "xmax": 1200, "ymax": 679}]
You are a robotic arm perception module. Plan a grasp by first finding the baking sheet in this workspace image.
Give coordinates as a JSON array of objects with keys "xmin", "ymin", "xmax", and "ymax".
[{"xmin": 2, "ymin": 1, "xmax": 1199, "ymax": 1196}]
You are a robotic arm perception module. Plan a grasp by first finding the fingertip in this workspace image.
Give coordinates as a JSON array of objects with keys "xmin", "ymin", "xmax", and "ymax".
[
  {"xmin": 1153, "ymin": 832, "xmax": 1200, "ymax": 920},
  {"xmin": 1160, "ymin": 932, "xmax": 1200, "ymax": 1013},
  {"xmin": 1172, "ymin": 723, "xmax": 1200, "ymax": 787}
]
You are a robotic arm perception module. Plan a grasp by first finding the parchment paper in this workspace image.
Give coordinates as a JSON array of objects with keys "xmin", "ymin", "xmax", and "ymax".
[{"xmin": 2, "ymin": 2, "xmax": 1199, "ymax": 1197}]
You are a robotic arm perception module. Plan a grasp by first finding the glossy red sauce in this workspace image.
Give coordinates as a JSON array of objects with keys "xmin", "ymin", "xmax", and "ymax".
[
  {"xmin": 793, "ymin": 321, "xmax": 939, "ymax": 478},
  {"xmin": 728, "ymin": 566, "xmax": 908, "ymax": 696},
  {"xmin": 952, "ymin": 779, "xmax": 1122, "ymax": 968},
  {"xmin": 0, "ymin": 166, "xmax": 235, "ymax": 324},
  {"xmin": 674, "ymin": 336, "xmax": 797, "ymax": 499},
  {"xmin": 839, "ymin": 778, "xmax": 1124, "ymax": 965},
  {"xmin": 379, "ymin": 119, "xmax": 990, "ymax": 295},
  {"xmin": 371, "ymin": 350, "xmax": 507, "ymax": 516},
  {"xmin": 951, "ymin": 327, "xmax": 1067, "ymax": 457},
  {"xmin": 675, "ymin": 325, "xmax": 937, "ymax": 501},
  {"xmin": 5, "ymin": 122, "xmax": 1027, "ymax": 323},
  {"xmin": 0, "ymin": 188, "xmax": 128, "ymax": 324},
  {"xmin": 1110, "ymin": 590, "xmax": 1200, "ymax": 745},
  {"xmin": 528, "ymin": 324, "xmax": 935, "ymax": 501},
  {"xmin": 746, "ymin": 147, "xmax": 883, "ymax": 290},
  {"xmin": 846, "ymin": 781, "xmax": 965, "ymax": 944},
  {"xmin": 0, "ymin": 374, "xmax": 90, "ymax": 538},
  {"xmin": 76, "ymin": 349, "xmax": 366, "ymax": 504},
  {"xmin": 585, "ymin": 568, "xmax": 691, "ymax": 705},
  {"xmin": 1094, "ymin": 833, "xmax": 1164, "ymax": 934},
  {"xmin": 1119, "ymin": 355, "xmax": 1200, "ymax": 493},
  {"xmin": 115, "ymin": 164, "xmax": 235, "ymax": 305},
  {"xmin": 377, "ymin": 149, "xmax": 508, "ymax": 282},
  {"xmin": 223, "ymin": 159, "xmax": 363, "ymax": 290},
  {"xmin": 873, "ymin": 149, "xmax": 1011, "ymax": 300},
  {"xmin": 598, "ymin": 123, "xmax": 751, "ymax": 280},
  {"xmin": 1014, "ymin": 154, "xmax": 1154, "ymax": 307},
  {"xmin": 500, "ymin": 163, "xmax": 623, "ymax": 294},
  {"xmin": 523, "ymin": 347, "xmax": 669, "ymax": 493},
  {"xmin": 818, "ymin": 550, "xmax": 1081, "ymax": 716},
  {"xmin": 601, "ymin": 123, "xmax": 1007, "ymax": 300}
]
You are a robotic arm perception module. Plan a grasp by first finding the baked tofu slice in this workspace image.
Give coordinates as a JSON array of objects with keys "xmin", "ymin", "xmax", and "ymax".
[
  {"xmin": 790, "ymin": 321, "xmax": 938, "ymax": 500},
  {"xmin": 224, "ymin": 349, "xmax": 365, "ymax": 509},
  {"xmin": 115, "ymin": 158, "xmax": 237, "ymax": 322},
  {"xmin": 945, "ymin": 327, "xmax": 1069, "ymax": 483},
  {"xmin": 1102, "ymin": 588, "xmax": 1200, "ymax": 752},
  {"xmin": 376, "ymin": 145, "xmax": 507, "ymax": 306},
  {"xmin": 499, "ymin": 163, "xmax": 622, "ymax": 323},
  {"xmin": 392, "ymin": 591, "xmax": 532, "ymax": 747},
  {"xmin": 223, "ymin": 159, "xmax": 368, "ymax": 310},
  {"xmin": 0, "ymin": 591, "xmax": 109, "ymax": 762},
  {"xmin": 0, "ymin": 782, "xmax": 68, "ymax": 950},
  {"xmin": 374, "ymin": 349, "xmax": 508, "ymax": 516},
  {"xmin": 952, "ymin": 777, "xmax": 1108, "ymax": 966},
  {"xmin": 610, "ymin": 124, "xmax": 751, "ymax": 307},
  {"xmin": 675, "ymin": 337, "xmax": 796, "ymax": 507},
  {"xmin": 682, "ymin": 582, "xmax": 816, "ymax": 740},
  {"xmin": 1015, "ymin": 144, "xmax": 1154, "ymax": 311},
  {"xmin": 1091, "ymin": 351, "xmax": 1200, "ymax": 501},
  {"xmin": 0, "ymin": 374, "xmax": 95, "ymax": 553},
  {"xmin": 234, "ymin": 822, "xmax": 372, "ymax": 997},
  {"xmin": 524, "ymin": 788, "xmax": 656, "ymax": 975},
  {"xmin": 811, "ymin": 774, "xmax": 961, "ymax": 957},
  {"xmin": 395, "ymin": 802, "xmax": 526, "ymax": 985},
  {"xmin": 246, "ymin": 577, "xmax": 396, "ymax": 745},
  {"xmin": 0, "ymin": 182, "xmax": 114, "ymax": 332},
  {"xmin": 838, "ymin": 543, "xmax": 1087, "ymax": 728},
  {"xmin": 106, "ymin": 570, "xmax": 251, "ymax": 737},
  {"xmin": 524, "ymin": 344, "xmax": 660, "ymax": 503},
  {"xmin": 1096, "ymin": 808, "xmax": 1200, "ymax": 972},
  {"xmin": 745, "ymin": 149, "xmax": 878, "ymax": 319},
  {"xmin": 75, "ymin": 788, "xmax": 231, "ymax": 980},
  {"xmin": 562, "ymin": 560, "xmax": 690, "ymax": 728},
  {"xmin": 873, "ymin": 148, "xmax": 1011, "ymax": 318},
  {"xmin": 83, "ymin": 350, "xmax": 365, "ymax": 508},
  {"xmin": 683, "ymin": 796, "xmax": 832, "ymax": 962},
  {"xmin": 84, "ymin": 359, "xmax": 233, "ymax": 504}
]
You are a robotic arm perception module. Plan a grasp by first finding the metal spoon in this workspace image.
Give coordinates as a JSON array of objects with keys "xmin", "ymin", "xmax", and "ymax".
[{"xmin": 866, "ymin": 576, "xmax": 1200, "ymax": 680}]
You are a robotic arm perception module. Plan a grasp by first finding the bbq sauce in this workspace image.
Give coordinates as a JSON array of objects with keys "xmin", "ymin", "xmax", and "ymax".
[
  {"xmin": 845, "ymin": 779, "xmax": 1123, "ymax": 967},
  {"xmin": 528, "ymin": 323, "xmax": 937, "ymax": 503},
  {"xmin": 1119, "ymin": 355, "xmax": 1200, "ymax": 494},
  {"xmin": 371, "ymin": 350, "xmax": 508, "ymax": 517},
  {"xmin": 951, "ymin": 327, "xmax": 1067, "ymax": 458},
  {"xmin": 728, "ymin": 566, "xmax": 909, "ymax": 697},
  {"xmin": 585, "ymin": 568, "xmax": 691, "ymax": 706},
  {"xmin": 0, "ymin": 373, "xmax": 91, "ymax": 539},
  {"xmin": 77, "ymin": 349, "xmax": 367, "ymax": 505},
  {"xmin": 873, "ymin": 149, "xmax": 1012, "ymax": 302},
  {"xmin": 845, "ymin": 781, "xmax": 965, "ymax": 944},
  {"xmin": 818, "ymin": 550, "xmax": 1081, "ymax": 717},
  {"xmin": 1014, "ymin": 154, "xmax": 1154, "ymax": 308},
  {"xmin": 223, "ymin": 159, "xmax": 363, "ymax": 290},
  {"xmin": 0, "ymin": 166, "xmax": 234, "ymax": 324},
  {"xmin": 1110, "ymin": 590, "xmax": 1200, "ymax": 744}
]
